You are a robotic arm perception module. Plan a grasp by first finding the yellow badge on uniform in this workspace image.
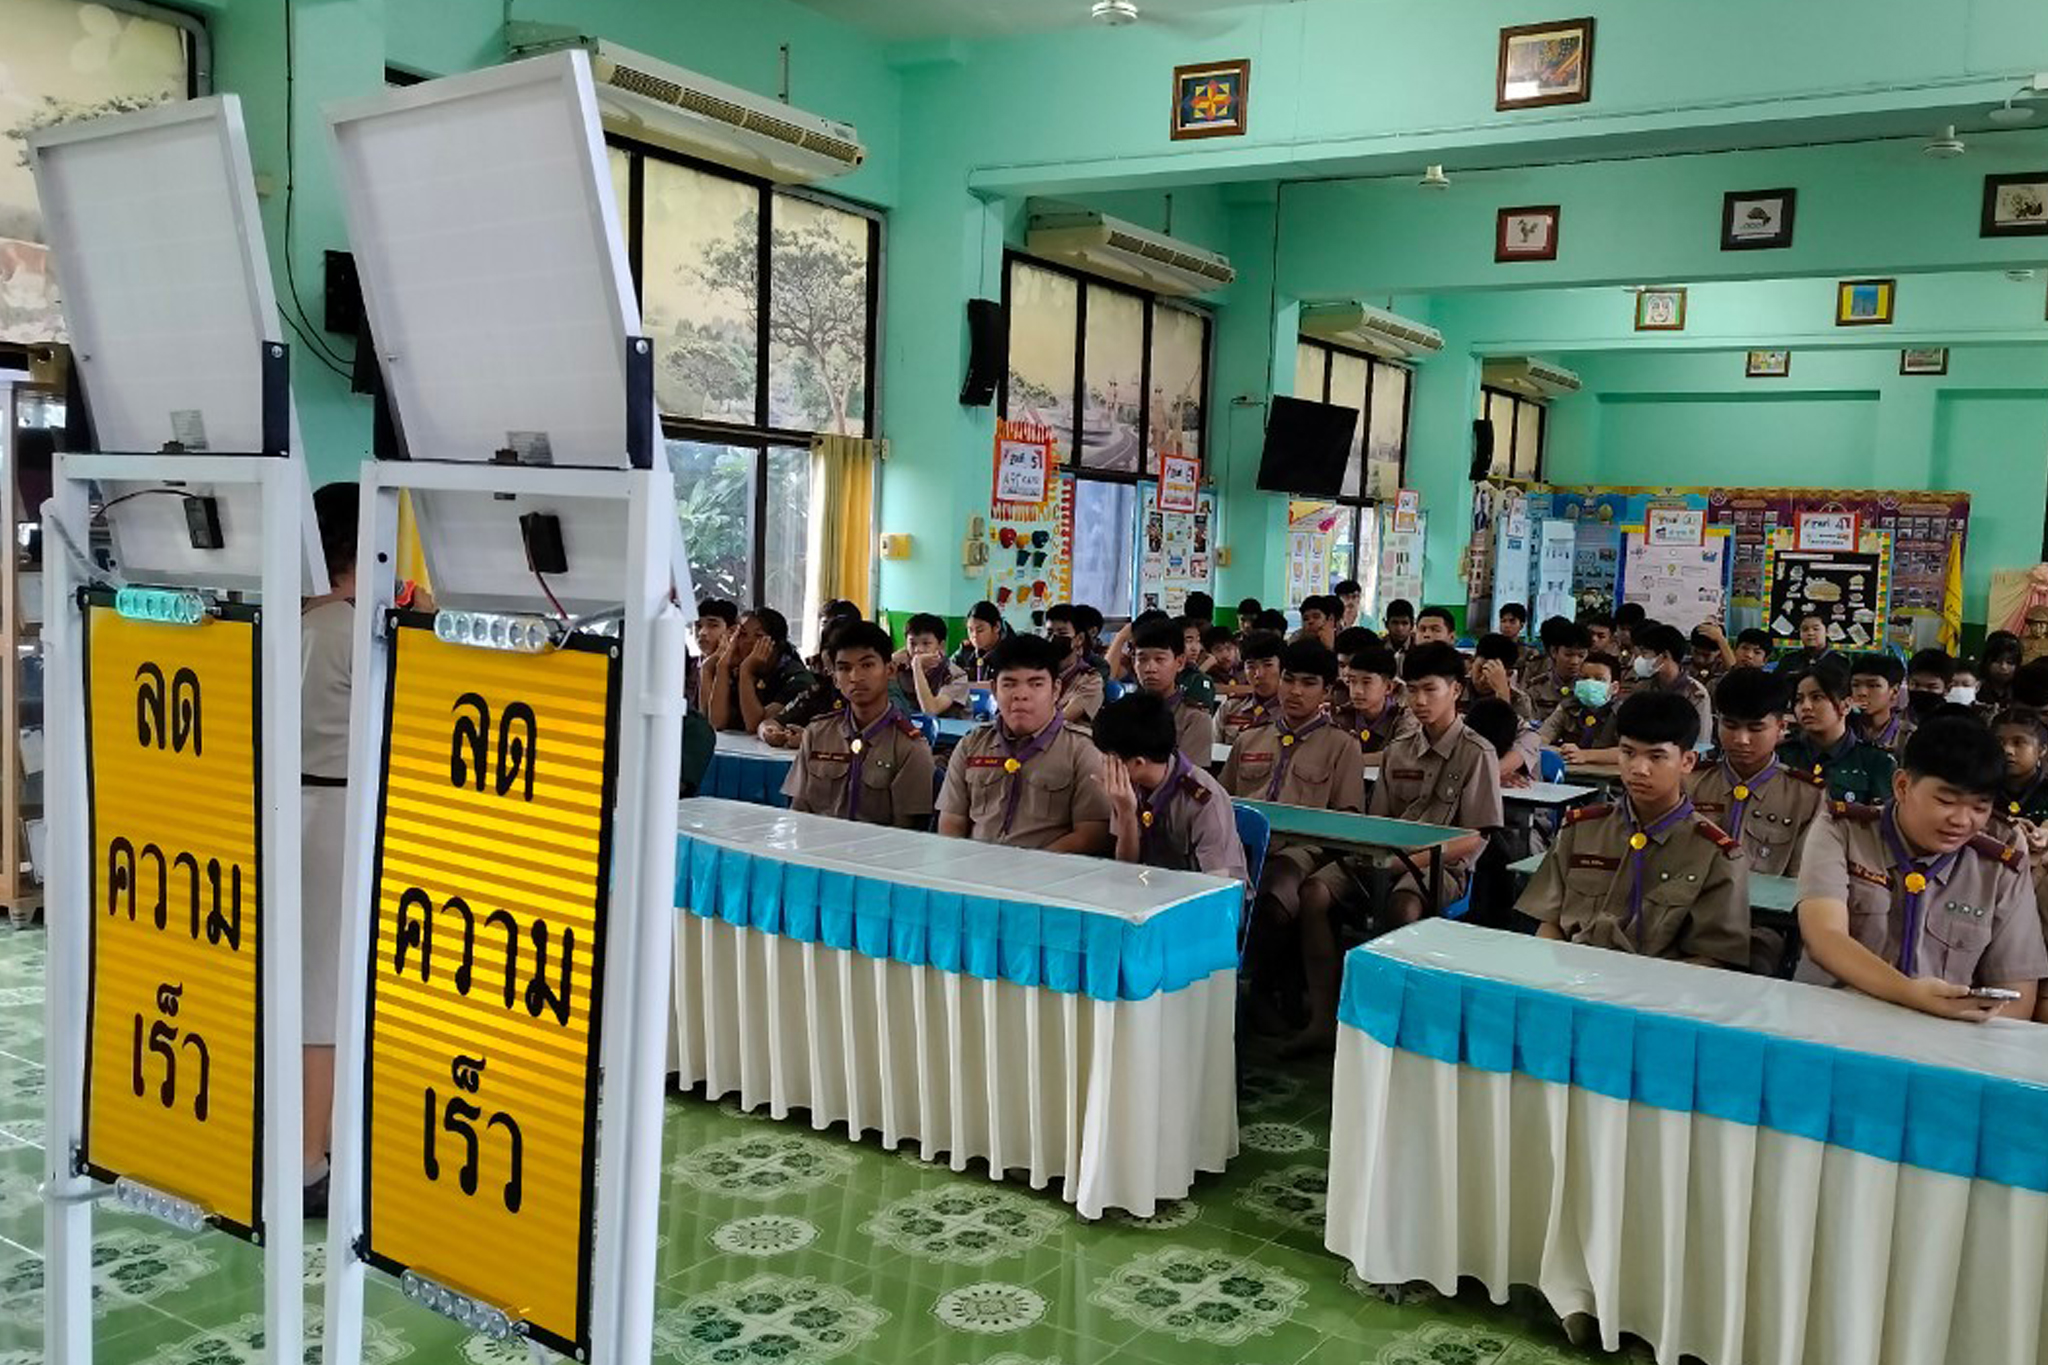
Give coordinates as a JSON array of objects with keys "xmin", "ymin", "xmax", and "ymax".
[
  {"xmin": 1003, "ymin": 757, "xmax": 1021, "ymax": 774},
  {"xmin": 1813, "ymin": 764, "xmax": 1824, "ymax": 775},
  {"xmin": 1358, "ymin": 729, "xmax": 1371, "ymax": 743},
  {"xmin": 1733, "ymin": 785, "xmax": 1750, "ymax": 801},
  {"xmin": 1140, "ymin": 811, "xmax": 1154, "ymax": 828},
  {"xmin": 1281, "ymin": 734, "xmax": 1295, "ymax": 747},
  {"xmin": 1628, "ymin": 832, "xmax": 1648, "ymax": 851},
  {"xmin": 2010, "ymin": 801, "xmax": 2022, "ymax": 815},
  {"xmin": 850, "ymin": 738, "xmax": 865, "ymax": 755},
  {"xmin": 1904, "ymin": 871, "xmax": 1927, "ymax": 894}
]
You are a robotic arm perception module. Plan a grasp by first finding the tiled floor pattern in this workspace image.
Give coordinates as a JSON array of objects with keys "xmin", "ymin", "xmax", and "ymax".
[{"xmin": 0, "ymin": 923, "xmax": 1622, "ymax": 1363}]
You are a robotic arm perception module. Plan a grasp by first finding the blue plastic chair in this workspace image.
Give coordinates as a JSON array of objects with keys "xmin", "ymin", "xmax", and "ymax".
[
  {"xmin": 968, "ymin": 687, "xmax": 997, "ymax": 721},
  {"xmin": 1537, "ymin": 748, "xmax": 1566, "ymax": 784},
  {"xmin": 1441, "ymin": 887, "xmax": 1475, "ymax": 920},
  {"xmin": 1105, "ymin": 680, "xmax": 1130, "ymax": 703},
  {"xmin": 911, "ymin": 713, "xmax": 939, "ymax": 747},
  {"xmin": 1232, "ymin": 801, "xmax": 1271, "ymax": 890}
]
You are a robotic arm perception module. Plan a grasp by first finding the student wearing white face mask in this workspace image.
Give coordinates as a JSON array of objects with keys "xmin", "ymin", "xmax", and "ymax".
[
  {"xmin": 1539, "ymin": 652, "xmax": 1625, "ymax": 764},
  {"xmin": 1630, "ymin": 624, "xmax": 1716, "ymax": 743}
]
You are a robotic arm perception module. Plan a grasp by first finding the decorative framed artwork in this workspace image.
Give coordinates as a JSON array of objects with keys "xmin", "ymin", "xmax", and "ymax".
[
  {"xmin": 1496, "ymin": 205, "xmax": 1561, "ymax": 262},
  {"xmin": 1722, "ymin": 188, "xmax": 1797, "ymax": 251},
  {"xmin": 1634, "ymin": 288, "xmax": 1687, "ymax": 331},
  {"xmin": 1171, "ymin": 60, "xmax": 1250, "ymax": 141},
  {"xmin": 1835, "ymin": 278, "xmax": 1896, "ymax": 327},
  {"xmin": 1899, "ymin": 347, "xmax": 1949, "ymax": 376},
  {"xmin": 1981, "ymin": 172, "xmax": 2048, "ymax": 237},
  {"xmin": 1496, "ymin": 18, "xmax": 1595, "ymax": 110},
  {"xmin": 1745, "ymin": 350, "xmax": 1792, "ymax": 378}
]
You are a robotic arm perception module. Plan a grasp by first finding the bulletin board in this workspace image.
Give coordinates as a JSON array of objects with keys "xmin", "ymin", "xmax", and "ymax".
[
  {"xmin": 1617, "ymin": 525, "xmax": 1733, "ymax": 634},
  {"xmin": 985, "ymin": 472, "xmax": 1073, "ymax": 623},
  {"xmin": 1286, "ymin": 500, "xmax": 1350, "ymax": 607},
  {"xmin": 1533, "ymin": 520, "xmax": 1577, "ymax": 624},
  {"xmin": 1378, "ymin": 511, "xmax": 1425, "ymax": 616},
  {"xmin": 1138, "ymin": 488, "xmax": 1215, "ymax": 615},
  {"xmin": 1762, "ymin": 534, "xmax": 1892, "ymax": 651}
]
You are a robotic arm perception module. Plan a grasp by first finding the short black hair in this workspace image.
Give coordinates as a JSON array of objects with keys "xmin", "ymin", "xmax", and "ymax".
[
  {"xmin": 986, "ymin": 632, "xmax": 1064, "ymax": 680},
  {"xmin": 1546, "ymin": 621, "xmax": 1591, "ymax": 652},
  {"xmin": 906, "ymin": 612, "xmax": 948, "ymax": 645},
  {"xmin": 1254, "ymin": 609, "xmax": 1290, "ymax": 633},
  {"xmin": 1688, "ymin": 627, "xmax": 1720, "ymax": 652},
  {"xmin": 1236, "ymin": 596, "xmax": 1262, "ymax": 618},
  {"xmin": 967, "ymin": 600, "xmax": 1003, "ymax": 628},
  {"xmin": 1401, "ymin": 641, "xmax": 1466, "ymax": 684},
  {"xmin": 1797, "ymin": 607, "xmax": 1828, "ymax": 626},
  {"xmin": 1582, "ymin": 651, "xmax": 1620, "ymax": 675},
  {"xmin": 1183, "ymin": 591, "xmax": 1214, "ymax": 623},
  {"xmin": 1907, "ymin": 648, "xmax": 1955, "ymax": 685},
  {"xmin": 1714, "ymin": 666, "xmax": 1787, "ymax": 723},
  {"xmin": 825, "ymin": 621, "xmax": 894, "ymax": 661},
  {"xmin": 1418, "ymin": 605, "xmax": 1456, "ymax": 630},
  {"xmin": 2013, "ymin": 658, "xmax": 2048, "ymax": 709},
  {"xmin": 1043, "ymin": 603, "xmax": 1075, "ymax": 627},
  {"xmin": 1475, "ymin": 633, "xmax": 1520, "ymax": 667},
  {"xmin": 1334, "ymin": 579, "xmax": 1362, "ymax": 597},
  {"xmin": 1984, "ymin": 630, "xmax": 2024, "ymax": 667},
  {"xmin": 1616, "ymin": 688, "xmax": 1701, "ymax": 751},
  {"xmin": 1578, "ymin": 609, "xmax": 1614, "ymax": 632},
  {"xmin": 313, "ymin": 481, "xmax": 361, "ymax": 580},
  {"xmin": 1301, "ymin": 594, "xmax": 1336, "ymax": 619},
  {"xmin": 1132, "ymin": 619, "xmax": 1185, "ymax": 655},
  {"xmin": 1992, "ymin": 705, "xmax": 2048, "ymax": 747},
  {"xmin": 1464, "ymin": 698, "xmax": 1522, "ymax": 758},
  {"xmin": 1615, "ymin": 602, "xmax": 1648, "ymax": 628},
  {"xmin": 1384, "ymin": 598, "xmax": 1415, "ymax": 621},
  {"xmin": 1735, "ymin": 628, "xmax": 1772, "ymax": 650},
  {"xmin": 1278, "ymin": 639, "xmax": 1339, "ymax": 686},
  {"xmin": 1334, "ymin": 626, "xmax": 1374, "ymax": 658},
  {"xmin": 1133, "ymin": 608, "xmax": 1170, "ymax": 631},
  {"xmin": 820, "ymin": 599, "xmax": 861, "ymax": 625},
  {"xmin": 1350, "ymin": 645, "xmax": 1399, "ymax": 680},
  {"xmin": 1902, "ymin": 713, "xmax": 2004, "ymax": 795},
  {"xmin": 1240, "ymin": 630, "xmax": 1285, "ymax": 663},
  {"xmin": 1072, "ymin": 604, "xmax": 1105, "ymax": 636},
  {"xmin": 1637, "ymin": 623, "xmax": 1689, "ymax": 663},
  {"xmin": 696, "ymin": 597, "xmax": 740, "ymax": 625},
  {"xmin": 1796, "ymin": 657, "xmax": 1852, "ymax": 702},
  {"xmin": 1850, "ymin": 652, "xmax": 1904, "ymax": 687},
  {"xmin": 747, "ymin": 607, "xmax": 791, "ymax": 644},
  {"xmin": 1498, "ymin": 601, "xmax": 1528, "ymax": 624},
  {"xmin": 1091, "ymin": 692, "xmax": 1178, "ymax": 764},
  {"xmin": 1202, "ymin": 625, "xmax": 1237, "ymax": 651}
]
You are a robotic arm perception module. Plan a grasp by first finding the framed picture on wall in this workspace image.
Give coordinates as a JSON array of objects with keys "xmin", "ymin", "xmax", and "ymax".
[
  {"xmin": 1980, "ymin": 172, "xmax": 2048, "ymax": 237},
  {"xmin": 1835, "ymin": 278, "xmax": 1896, "ymax": 326},
  {"xmin": 1496, "ymin": 205, "xmax": 1561, "ymax": 261},
  {"xmin": 1634, "ymin": 287, "xmax": 1687, "ymax": 331},
  {"xmin": 1171, "ymin": 59, "xmax": 1251, "ymax": 140},
  {"xmin": 1900, "ymin": 347, "xmax": 1949, "ymax": 376},
  {"xmin": 1746, "ymin": 349, "xmax": 1792, "ymax": 378},
  {"xmin": 1721, "ymin": 188, "xmax": 1797, "ymax": 250},
  {"xmin": 1496, "ymin": 18, "xmax": 1595, "ymax": 110}
]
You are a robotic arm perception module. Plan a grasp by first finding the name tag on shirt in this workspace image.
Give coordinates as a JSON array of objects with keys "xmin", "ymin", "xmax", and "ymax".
[
  {"xmin": 1239, "ymin": 752, "xmax": 1274, "ymax": 766},
  {"xmin": 965, "ymin": 755, "xmax": 1009, "ymax": 770},
  {"xmin": 1391, "ymin": 768, "xmax": 1425, "ymax": 782},
  {"xmin": 1848, "ymin": 861, "xmax": 1894, "ymax": 890},
  {"xmin": 1568, "ymin": 854, "xmax": 1621, "ymax": 871},
  {"xmin": 810, "ymin": 751, "xmax": 852, "ymax": 764}
]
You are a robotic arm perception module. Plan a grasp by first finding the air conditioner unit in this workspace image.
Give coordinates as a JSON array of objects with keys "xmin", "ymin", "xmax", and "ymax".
[
  {"xmin": 1025, "ymin": 207, "xmax": 1235, "ymax": 296},
  {"xmin": 506, "ymin": 26, "xmax": 866, "ymax": 184},
  {"xmin": 1299, "ymin": 302, "xmax": 1443, "ymax": 362},
  {"xmin": 1482, "ymin": 357, "xmax": 1582, "ymax": 399}
]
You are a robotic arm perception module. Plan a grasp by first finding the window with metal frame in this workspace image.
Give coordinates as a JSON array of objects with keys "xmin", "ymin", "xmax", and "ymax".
[
  {"xmin": 1291, "ymin": 337, "xmax": 1415, "ymax": 590},
  {"xmin": 1480, "ymin": 385, "xmax": 1546, "ymax": 482}
]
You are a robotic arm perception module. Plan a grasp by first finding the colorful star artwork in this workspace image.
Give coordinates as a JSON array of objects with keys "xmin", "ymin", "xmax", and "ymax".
[{"xmin": 1171, "ymin": 60, "xmax": 1250, "ymax": 140}]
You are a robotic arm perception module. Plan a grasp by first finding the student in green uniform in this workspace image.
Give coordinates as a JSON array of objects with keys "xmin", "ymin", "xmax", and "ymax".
[
  {"xmin": 1779, "ymin": 657, "xmax": 1896, "ymax": 804},
  {"xmin": 1173, "ymin": 615, "xmax": 1219, "ymax": 709},
  {"xmin": 1992, "ymin": 706, "xmax": 2048, "ymax": 827},
  {"xmin": 1979, "ymin": 630, "xmax": 2024, "ymax": 713}
]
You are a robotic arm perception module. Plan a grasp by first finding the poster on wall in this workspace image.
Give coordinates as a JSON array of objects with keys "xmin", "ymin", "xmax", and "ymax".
[
  {"xmin": 1157, "ymin": 453, "xmax": 1200, "ymax": 514},
  {"xmin": 1139, "ymin": 488, "xmax": 1215, "ymax": 614},
  {"xmin": 1620, "ymin": 527, "xmax": 1732, "ymax": 634},
  {"xmin": 985, "ymin": 472, "xmax": 1073, "ymax": 626},
  {"xmin": 1646, "ymin": 505, "xmax": 1705, "ymax": 547},
  {"xmin": 1491, "ymin": 510, "xmax": 1533, "ymax": 627},
  {"xmin": 1534, "ymin": 520, "xmax": 1576, "ymax": 624},
  {"xmin": 992, "ymin": 422, "xmax": 1054, "ymax": 512},
  {"xmin": 1286, "ymin": 500, "xmax": 1348, "ymax": 608},
  {"xmin": 1379, "ymin": 511, "xmax": 1426, "ymax": 617},
  {"xmin": 1796, "ymin": 510, "xmax": 1859, "ymax": 552},
  {"xmin": 1573, "ymin": 522, "xmax": 1621, "ymax": 613},
  {"xmin": 1764, "ymin": 541, "xmax": 1890, "ymax": 650}
]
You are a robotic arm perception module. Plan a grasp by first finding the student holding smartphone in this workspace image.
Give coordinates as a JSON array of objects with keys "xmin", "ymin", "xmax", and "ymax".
[{"xmin": 1794, "ymin": 713, "xmax": 2048, "ymax": 1021}]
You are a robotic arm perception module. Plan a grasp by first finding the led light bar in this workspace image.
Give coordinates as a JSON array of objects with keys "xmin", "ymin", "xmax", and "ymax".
[
  {"xmin": 399, "ymin": 1269, "xmax": 518, "ymax": 1340},
  {"xmin": 433, "ymin": 609, "xmax": 559, "ymax": 653},
  {"xmin": 111, "ymin": 1176, "xmax": 209, "ymax": 1232},
  {"xmin": 114, "ymin": 586, "xmax": 209, "ymax": 626}
]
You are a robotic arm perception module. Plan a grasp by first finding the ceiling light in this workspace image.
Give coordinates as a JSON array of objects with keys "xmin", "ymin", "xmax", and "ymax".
[
  {"xmin": 2007, "ymin": 269, "xmax": 2037, "ymax": 282},
  {"xmin": 1924, "ymin": 125, "xmax": 1966, "ymax": 158},
  {"xmin": 1989, "ymin": 98, "xmax": 2037, "ymax": 126},
  {"xmin": 1419, "ymin": 164, "xmax": 1450, "ymax": 190},
  {"xmin": 1091, "ymin": 0, "xmax": 1139, "ymax": 24}
]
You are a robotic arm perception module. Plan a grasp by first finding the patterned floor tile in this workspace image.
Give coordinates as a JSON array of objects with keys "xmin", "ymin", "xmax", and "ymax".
[
  {"xmin": 670, "ymin": 1132, "xmax": 859, "ymax": 1201},
  {"xmin": 654, "ymin": 1271, "xmax": 888, "ymax": 1364},
  {"xmin": 863, "ymin": 1185, "xmax": 1066, "ymax": 1267},
  {"xmin": 1087, "ymin": 1243, "xmax": 1307, "ymax": 1347},
  {"xmin": 1234, "ymin": 1163, "xmax": 1329, "ymax": 1235},
  {"xmin": 931, "ymin": 1280, "xmax": 1048, "ymax": 1335}
]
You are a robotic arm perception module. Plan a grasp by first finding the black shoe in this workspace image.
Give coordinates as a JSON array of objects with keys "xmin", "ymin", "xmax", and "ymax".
[{"xmin": 303, "ymin": 1173, "xmax": 329, "ymax": 1220}]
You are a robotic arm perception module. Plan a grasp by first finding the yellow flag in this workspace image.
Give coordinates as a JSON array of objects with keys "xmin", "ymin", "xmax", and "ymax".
[{"xmin": 1940, "ymin": 533, "xmax": 1964, "ymax": 655}]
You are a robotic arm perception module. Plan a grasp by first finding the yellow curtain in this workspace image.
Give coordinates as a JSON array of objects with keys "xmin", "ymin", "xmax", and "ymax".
[{"xmin": 810, "ymin": 434, "xmax": 877, "ymax": 615}]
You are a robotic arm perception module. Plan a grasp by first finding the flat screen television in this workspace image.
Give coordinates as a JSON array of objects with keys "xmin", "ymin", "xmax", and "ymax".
[{"xmin": 1256, "ymin": 395, "xmax": 1357, "ymax": 496}]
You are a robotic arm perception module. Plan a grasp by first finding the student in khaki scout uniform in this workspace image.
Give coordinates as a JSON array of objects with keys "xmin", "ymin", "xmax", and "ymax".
[
  {"xmin": 1331, "ymin": 646, "xmax": 1413, "ymax": 763},
  {"xmin": 892, "ymin": 612, "xmax": 972, "ymax": 718},
  {"xmin": 1520, "ymin": 690, "xmax": 1751, "ymax": 967},
  {"xmin": 1612, "ymin": 603, "xmax": 1648, "ymax": 677},
  {"xmin": 1201, "ymin": 627, "xmax": 1244, "ymax": 694},
  {"xmin": 1411, "ymin": 606, "xmax": 1457, "ymax": 648},
  {"xmin": 937, "ymin": 633, "xmax": 1111, "ymax": 853},
  {"xmin": 784, "ymin": 622, "xmax": 937, "ymax": 828},
  {"xmin": 1540, "ymin": 652, "xmax": 1624, "ymax": 762},
  {"xmin": 1629, "ymin": 624, "xmax": 1715, "ymax": 742},
  {"xmin": 1220, "ymin": 631, "xmax": 1286, "ymax": 738},
  {"xmin": 1469, "ymin": 633, "xmax": 1537, "ymax": 724},
  {"xmin": 1129, "ymin": 618, "xmax": 1217, "ymax": 763},
  {"xmin": 1049, "ymin": 628, "xmax": 1106, "ymax": 728},
  {"xmin": 1579, "ymin": 609, "xmax": 1616, "ymax": 658},
  {"xmin": 1525, "ymin": 620, "xmax": 1592, "ymax": 717},
  {"xmin": 1218, "ymin": 639, "xmax": 1365, "ymax": 1040},
  {"xmin": 1905, "ymin": 648, "xmax": 1955, "ymax": 709},
  {"xmin": 1848, "ymin": 652, "xmax": 1914, "ymax": 757},
  {"xmin": 1781, "ymin": 657, "xmax": 1896, "ymax": 805},
  {"xmin": 1092, "ymin": 693, "xmax": 1248, "ymax": 884},
  {"xmin": 1732, "ymin": 627, "xmax": 1773, "ymax": 670},
  {"xmin": 1495, "ymin": 601, "xmax": 1533, "ymax": 659},
  {"xmin": 1796, "ymin": 714, "xmax": 2048, "ymax": 1021},
  {"xmin": 1688, "ymin": 625, "xmax": 1732, "ymax": 688},
  {"xmin": 1382, "ymin": 600, "xmax": 1416, "ymax": 657},
  {"xmin": 1687, "ymin": 668, "xmax": 1824, "ymax": 877}
]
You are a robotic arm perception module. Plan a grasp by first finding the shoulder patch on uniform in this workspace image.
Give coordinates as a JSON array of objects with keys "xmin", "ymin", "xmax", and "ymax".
[
  {"xmin": 1179, "ymin": 773, "xmax": 1211, "ymax": 803},
  {"xmin": 1566, "ymin": 803, "xmax": 1614, "ymax": 825},
  {"xmin": 1787, "ymin": 767, "xmax": 1828, "ymax": 789},
  {"xmin": 1692, "ymin": 818, "xmax": 1741, "ymax": 856},
  {"xmin": 894, "ymin": 713, "xmax": 923, "ymax": 740},
  {"xmin": 1967, "ymin": 832, "xmax": 2021, "ymax": 865},
  {"xmin": 1829, "ymin": 798, "xmax": 1879, "ymax": 822}
]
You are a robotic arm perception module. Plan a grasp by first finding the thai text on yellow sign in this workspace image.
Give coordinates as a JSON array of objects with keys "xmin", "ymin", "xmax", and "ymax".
[
  {"xmin": 363, "ymin": 618, "xmax": 618, "ymax": 1358},
  {"xmin": 83, "ymin": 601, "xmax": 263, "ymax": 1236}
]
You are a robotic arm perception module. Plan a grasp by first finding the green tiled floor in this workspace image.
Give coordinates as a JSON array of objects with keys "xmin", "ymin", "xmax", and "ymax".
[{"xmin": 0, "ymin": 922, "xmax": 1616, "ymax": 1363}]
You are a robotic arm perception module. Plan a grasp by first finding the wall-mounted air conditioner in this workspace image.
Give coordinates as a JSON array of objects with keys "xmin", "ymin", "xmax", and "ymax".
[
  {"xmin": 1025, "ymin": 206, "xmax": 1236, "ymax": 297},
  {"xmin": 1299, "ymin": 302, "xmax": 1443, "ymax": 362},
  {"xmin": 507, "ymin": 26, "xmax": 866, "ymax": 184},
  {"xmin": 1482, "ymin": 357, "xmax": 1582, "ymax": 399}
]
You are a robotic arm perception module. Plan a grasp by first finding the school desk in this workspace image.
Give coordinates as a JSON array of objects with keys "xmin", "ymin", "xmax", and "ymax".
[
  {"xmin": 1233, "ymin": 801, "xmax": 1475, "ymax": 909},
  {"xmin": 701, "ymin": 731, "xmax": 794, "ymax": 806}
]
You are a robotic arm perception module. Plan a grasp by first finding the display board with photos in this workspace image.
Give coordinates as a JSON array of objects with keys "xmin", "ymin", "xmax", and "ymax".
[
  {"xmin": 1619, "ymin": 526, "xmax": 1733, "ymax": 635},
  {"xmin": 1138, "ymin": 488, "xmax": 1215, "ymax": 615},
  {"xmin": 1762, "ymin": 539, "xmax": 1892, "ymax": 652},
  {"xmin": 984, "ymin": 472, "xmax": 1074, "ymax": 629}
]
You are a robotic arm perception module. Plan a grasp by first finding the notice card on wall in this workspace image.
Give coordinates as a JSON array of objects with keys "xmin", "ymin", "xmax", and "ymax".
[
  {"xmin": 1157, "ymin": 453, "xmax": 1200, "ymax": 514},
  {"xmin": 1622, "ymin": 528, "xmax": 1730, "ymax": 634}
]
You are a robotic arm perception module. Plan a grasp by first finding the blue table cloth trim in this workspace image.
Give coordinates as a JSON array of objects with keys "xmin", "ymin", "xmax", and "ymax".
[
  {"xmin": 702, "ymin": 752, "xmax": 792, "ymax": 807},
  {"xmin": 1338, "ymin": 949, "xmax": 2048, "ymax": 1193},
  {"xmin": 677, "ymin": 834, "xmax": 1241, "ymax": 1002}
]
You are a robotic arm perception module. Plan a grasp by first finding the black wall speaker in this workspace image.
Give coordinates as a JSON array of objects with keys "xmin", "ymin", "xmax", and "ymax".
[
  {"xmin": 1470, "ymin": 418, "xmax": 1495, "ymax": 480},
  {"xmin": 960, "ymin": 298, "xmax": 1004, "ymax": 407}
]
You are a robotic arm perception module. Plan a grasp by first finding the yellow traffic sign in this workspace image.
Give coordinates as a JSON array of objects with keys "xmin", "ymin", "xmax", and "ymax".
[
  {"xmin": 362, "ymin": 617, "xmax": 618, "ymax": 1358},
  {"xmin": 82, "ymin": 599, "xmax": 263, "ymax": 1236}
]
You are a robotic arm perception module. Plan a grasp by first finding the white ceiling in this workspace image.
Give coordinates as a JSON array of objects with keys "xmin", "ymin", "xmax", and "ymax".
[{"xmin": 792, "ymin": 0, "xmax": 1289, "ymax": 42}]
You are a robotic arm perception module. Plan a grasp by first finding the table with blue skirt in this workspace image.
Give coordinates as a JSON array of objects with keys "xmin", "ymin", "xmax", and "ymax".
[
  {"xmin": 700, "ymin": 732, "xmax": 794, "ymax": 805},
  {"xmin": 1326, "ymin": 920, "xmax": 2048, "ymax": 1365},
  {"xmin": 671, "ymin": 797, "xmax": 1245, "ymax": 1218}
]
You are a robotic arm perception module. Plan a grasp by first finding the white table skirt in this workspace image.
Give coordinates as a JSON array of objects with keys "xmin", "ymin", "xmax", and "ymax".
[
  {"xmin": 1328, "ymin": 1031, "xmax": 2048, "ymax": 1365},
  {"xmin": 673, "ymin": 914, "xmax": 1239, "ymax": 1219}
]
